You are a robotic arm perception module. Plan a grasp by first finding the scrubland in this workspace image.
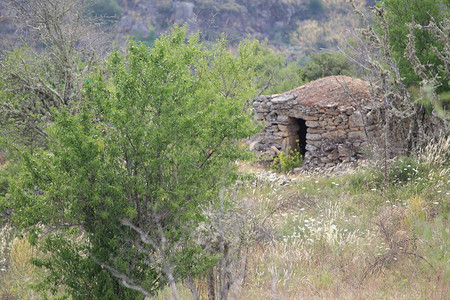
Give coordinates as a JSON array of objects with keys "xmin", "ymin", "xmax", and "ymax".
[
  {"xmin": 159, "ymin": 138, "xmax": 449, "ymax": 299},
  {"xmin": 1, "ymin": 138, "xmax": 448, "ymax": 299}
]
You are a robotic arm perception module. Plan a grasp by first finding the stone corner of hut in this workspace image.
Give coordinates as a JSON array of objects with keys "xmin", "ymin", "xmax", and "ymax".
[{"xmin": 251, "ymin": 75, "xmax": 381, "ymax": 168}]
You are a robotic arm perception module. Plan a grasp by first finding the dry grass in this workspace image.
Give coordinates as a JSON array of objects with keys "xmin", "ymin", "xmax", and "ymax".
[
  {"xmin": 157, "ymin": 138, "xmax": 449, "ymax": 299},
  {"xmin": 2, "ymin": 139, "xmax": 449, "ymax": 299}
]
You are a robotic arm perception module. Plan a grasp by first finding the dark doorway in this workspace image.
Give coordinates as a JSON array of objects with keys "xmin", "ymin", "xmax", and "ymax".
[{"xmin": 296, "ymin": 118, "xmax": 307, "ymax": 156}]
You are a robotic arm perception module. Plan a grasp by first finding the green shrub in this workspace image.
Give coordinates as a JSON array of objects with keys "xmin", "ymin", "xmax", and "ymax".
[
  {"xmin": 90, "ymin": 0, "xmax": 122, "ymax": 18},
  {"xmin": 270, "ymin": 147, "xmax": 302, "ymax": 173},
  {"xmin": 133, "ymin": 25, "xmax": 157, "ymax": 47},
  {"xmin": 308, "ymin": 0, "xmax": 325, "ymax": 17},
  {"xmin": 347, "ymin": 168, "xmax": 384, "ymax": 191},
  {"xmin": 0, "ymin": 169, "xmax": 8, "ymax": 198},
  {"xmin": 388, "ymin": 156, "xmax": 428, "ymax": 185},
  {"xmin": 300, "ymin": 51, "xmax": 356, "ymax": 82}
]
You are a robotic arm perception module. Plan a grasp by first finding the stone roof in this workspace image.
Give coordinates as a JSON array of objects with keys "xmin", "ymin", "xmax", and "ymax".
[{"xmin": 272, "ymin": 75, "xmax": 373, "ymax": 108}]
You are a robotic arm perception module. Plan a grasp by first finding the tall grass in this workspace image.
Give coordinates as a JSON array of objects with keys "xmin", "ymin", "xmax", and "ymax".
[{"xmin": 2, "ymin": 138, "xmax": 448, "ymax": 299}]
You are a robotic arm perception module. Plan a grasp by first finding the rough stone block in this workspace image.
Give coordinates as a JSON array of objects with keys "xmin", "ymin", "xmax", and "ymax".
[
  {"xmin": 306, "ymin": 128, "xmax": 327, "ymax": 134},
  {"xmin": 348, "ymin": 131, "xmax": 366, "ymax": 140},
  {"xmin": 337, "ymin": 130, "xmax": 347, "ymax": 139},
  {"xmin": 282, "ymin": 136, "xmax": 298, "ymax": 151},
  {"xmin": 349, "ymin": 112, "xmax": 365, "ymax": 127},
  {"xmin": 276, "ymin": 115, "xmax": 290, "ymax": 123},
  {"xmin": 254, "ymin": 113, "xmax": 266, "ymax": 120},
  {"xmin": 305, "ymin": 120, "xmax": 320, "ymax": 128},
  {"xmin": 307, "ymin": 140, "xmax": 322, "ymax": 147},
  {"xmin": 278, "ymin": 124, "xmax": 300, "ymax": 132},
  {"xmin": 301, "ymin": 115, "xmax": 319, "ymax": 121},
  {"xmin": 322, "ymin": 131, "xmax": 339, "ymax": 140},
  {"xmin": 306, "ymin": 133, "xmax": 322, "ymax": 141},
  {"xmin": 271, "ymin": 95, "xmax": 295, "ymax": 104},
  {"xmin": 341, "ymin": 157, "xmax": 351, "ymax": 162},
  {"xmin": 321, "ymin": 141, "xmax": 337, "ymax": 152},
  {"xmin": 321, "ymin": 156, "xmax": 332, "ymax": 163},
  {"xmin": 305, "ymin": 144, "xmax": 317, "ymax": 152},
  {"xmin": 307, "ymin": 128, "xmax": 325, "ymax": 134},
  {"xmin": 338, "ymin": 145, "xmax": 355, "ymax": 157}
]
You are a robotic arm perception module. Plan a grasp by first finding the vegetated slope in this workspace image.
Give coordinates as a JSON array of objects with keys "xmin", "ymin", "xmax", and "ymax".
[
  {"xmin": 114, "ymin": 0, "xmax": 372, "ymax": 57},
  {"xmin": 167, "ymin": 138, "xmax": 448, "ymax": 299},
  {"xmin": 0, "ymin": 0, "xmax": 372, "ymax": 59},
  {"xmin": 2, "ymin": 137, "xmax": 448, "ymax": 299}
]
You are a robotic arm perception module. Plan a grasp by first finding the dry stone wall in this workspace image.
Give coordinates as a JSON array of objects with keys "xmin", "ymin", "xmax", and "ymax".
[{"xmin": 252, "ymin": 93, "xmax": 380, "ymax": 168}]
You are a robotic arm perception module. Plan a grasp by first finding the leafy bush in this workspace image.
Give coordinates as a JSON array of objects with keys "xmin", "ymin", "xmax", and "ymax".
[
  {"xmin": 0, "ymin": 169, "xmax": 8, "ymax": 198},
  {"xmin": 253, "ymin": 43, "xmax": 304, "ymax": 95},
  {"xmin": 270, "ymin": 147, "xmax": 302, "ymax": 173},
  {"xmin": 300, "ymin": 51, "xmax": 356, "ymax": 82},
  {"xmin": 8, "ymin": 26, "xmax": 263, "ymax": 297},
  {"xmin": 388, "ymin": 156, "xmax": 428, "ymax": 185},
  {"xmin": 347, "ymin": 167, "xmax": 384, "ymax": 191},
  {"xmin": 133, "ymin": 24, "xmax": 157, "ymax": 47},
  {"xmin": 308, "ymin": 0, "xmax": 325, "ymax": 17},
  {"xmin": 90, "ymin": 0, "xmax": 122, "ymax": 18},
  {"xmin": 376, "ymin": 0, "xmax": 449, "ymax": 92}
]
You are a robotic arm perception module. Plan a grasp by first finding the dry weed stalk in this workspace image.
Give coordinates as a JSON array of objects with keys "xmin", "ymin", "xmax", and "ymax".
[
  {"xmin": 342, "ymin": 0, "xmax": 449, "ymax": 184},
  {"xmin": 361, "ymin": 207, "xmax": 435, "ymax": 284}
]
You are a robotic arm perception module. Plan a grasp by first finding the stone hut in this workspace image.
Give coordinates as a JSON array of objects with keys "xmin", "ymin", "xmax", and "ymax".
[{"xmin": 251, "ymin": 75, "xmax": 380, "ymax": 168}]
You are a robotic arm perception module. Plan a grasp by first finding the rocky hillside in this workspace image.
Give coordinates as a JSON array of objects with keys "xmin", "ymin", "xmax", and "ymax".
[
  {"xmin": 114, "ymin": 0, "xmax": 374, "ymax": 56},
  {"xmin": 0, "ymin": 0, "xmax": 375, "ymax": 59}
]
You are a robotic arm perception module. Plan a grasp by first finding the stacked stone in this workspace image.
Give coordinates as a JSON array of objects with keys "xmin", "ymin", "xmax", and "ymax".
[{"xmin": 251, "ymin": 94, "xmax": 379, "ymax": 168}]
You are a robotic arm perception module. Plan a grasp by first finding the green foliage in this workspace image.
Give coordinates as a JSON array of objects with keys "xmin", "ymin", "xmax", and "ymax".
[
  {"xmin": 300, "ymin": 51, "xmax": 356, "ymax": 82},
  {"xmin": 8, "ymin": 26, "xmax": 262, "ymax": 297},
  {"xmin": 388, "ymin": 156, "xmax": 427, "ymax": 185},
  {"xmin": 32, "ymin": 234, "xmax": 143, "ymax": 300},
  {"xmin": 0, "ymin": 169, "xmax": 8, "ymax": 198},
  {"xmin": 155, "ymin": 0, "xmax": 173, "ymax": 12},
  {"xmin": 308, "ymin": 0, "xmax": 325, "ymax": 17},
  {"xmin": 270, "ymin": 147, "xmax": 303, "ymax": 173},
  {"xmin": 90, "ymin": 0, "xmax": 122, "ymax": 18},
  {"xmin": 133, "ymin": 24, "xmax": 157, "ymax": 47},
  {"xmin": 347, "ymin": 167, "xmax": 384, "ymax": 191},
  {"xmin": 439, "ymin": 91, "xmax": 450, "ymax": 111},
  {"xmin": 253, "ymin": 43, "xmax": 304, "ymax": 95},
  {"xmin": 376, "ymin": 0, "xmax": 449, "ymax": 92}
]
